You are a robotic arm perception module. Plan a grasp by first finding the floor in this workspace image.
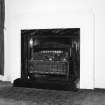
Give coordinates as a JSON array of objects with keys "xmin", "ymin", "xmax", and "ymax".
[{"xmin": 0, "ymin": 81, "xmax": 105, "ymax": 105}]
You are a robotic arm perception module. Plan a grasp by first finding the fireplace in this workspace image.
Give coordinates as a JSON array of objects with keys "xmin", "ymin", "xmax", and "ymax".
[{"xmin": 14, "ymin": 28, "xmax": 80, "ymax": 90}]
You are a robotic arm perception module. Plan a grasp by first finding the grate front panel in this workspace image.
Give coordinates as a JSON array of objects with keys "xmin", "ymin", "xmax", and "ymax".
[{"xmin": 28, "ymin": 60, "xmax": 69, "ymax": 75}]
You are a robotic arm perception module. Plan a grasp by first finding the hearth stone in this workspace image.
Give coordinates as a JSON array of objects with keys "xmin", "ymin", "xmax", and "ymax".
[{"xmin": 13, "ymin": 78, "xmax": 77, "ymax": 91}]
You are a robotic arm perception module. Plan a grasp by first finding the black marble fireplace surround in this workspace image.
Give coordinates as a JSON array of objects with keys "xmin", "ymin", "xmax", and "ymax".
[{"xmin": 13, "ymin": 28, "xmax": 80, "ymax": 91}]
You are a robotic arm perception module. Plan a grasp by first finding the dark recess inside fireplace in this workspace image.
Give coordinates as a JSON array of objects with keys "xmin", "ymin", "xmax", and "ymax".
[{"xmin": 13, "ymin": 28, "xmax": 80, "ymax": 91}]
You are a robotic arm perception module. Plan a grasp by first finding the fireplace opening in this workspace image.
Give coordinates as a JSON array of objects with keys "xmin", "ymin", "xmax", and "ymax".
[{"xmin": 14, "ymin": 28, "xmax": 80, "ymax": 90}]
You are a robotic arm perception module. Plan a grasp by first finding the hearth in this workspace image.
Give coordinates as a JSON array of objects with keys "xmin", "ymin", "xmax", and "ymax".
[{"xmin": 13, "ymin": 28, "xmax": 80, "ymax": 90}]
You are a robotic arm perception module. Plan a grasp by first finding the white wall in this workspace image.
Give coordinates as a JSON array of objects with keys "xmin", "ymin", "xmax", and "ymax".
[{"xmin": 2, "ymin": 0, "xmax": 105, "ymax": 89}]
